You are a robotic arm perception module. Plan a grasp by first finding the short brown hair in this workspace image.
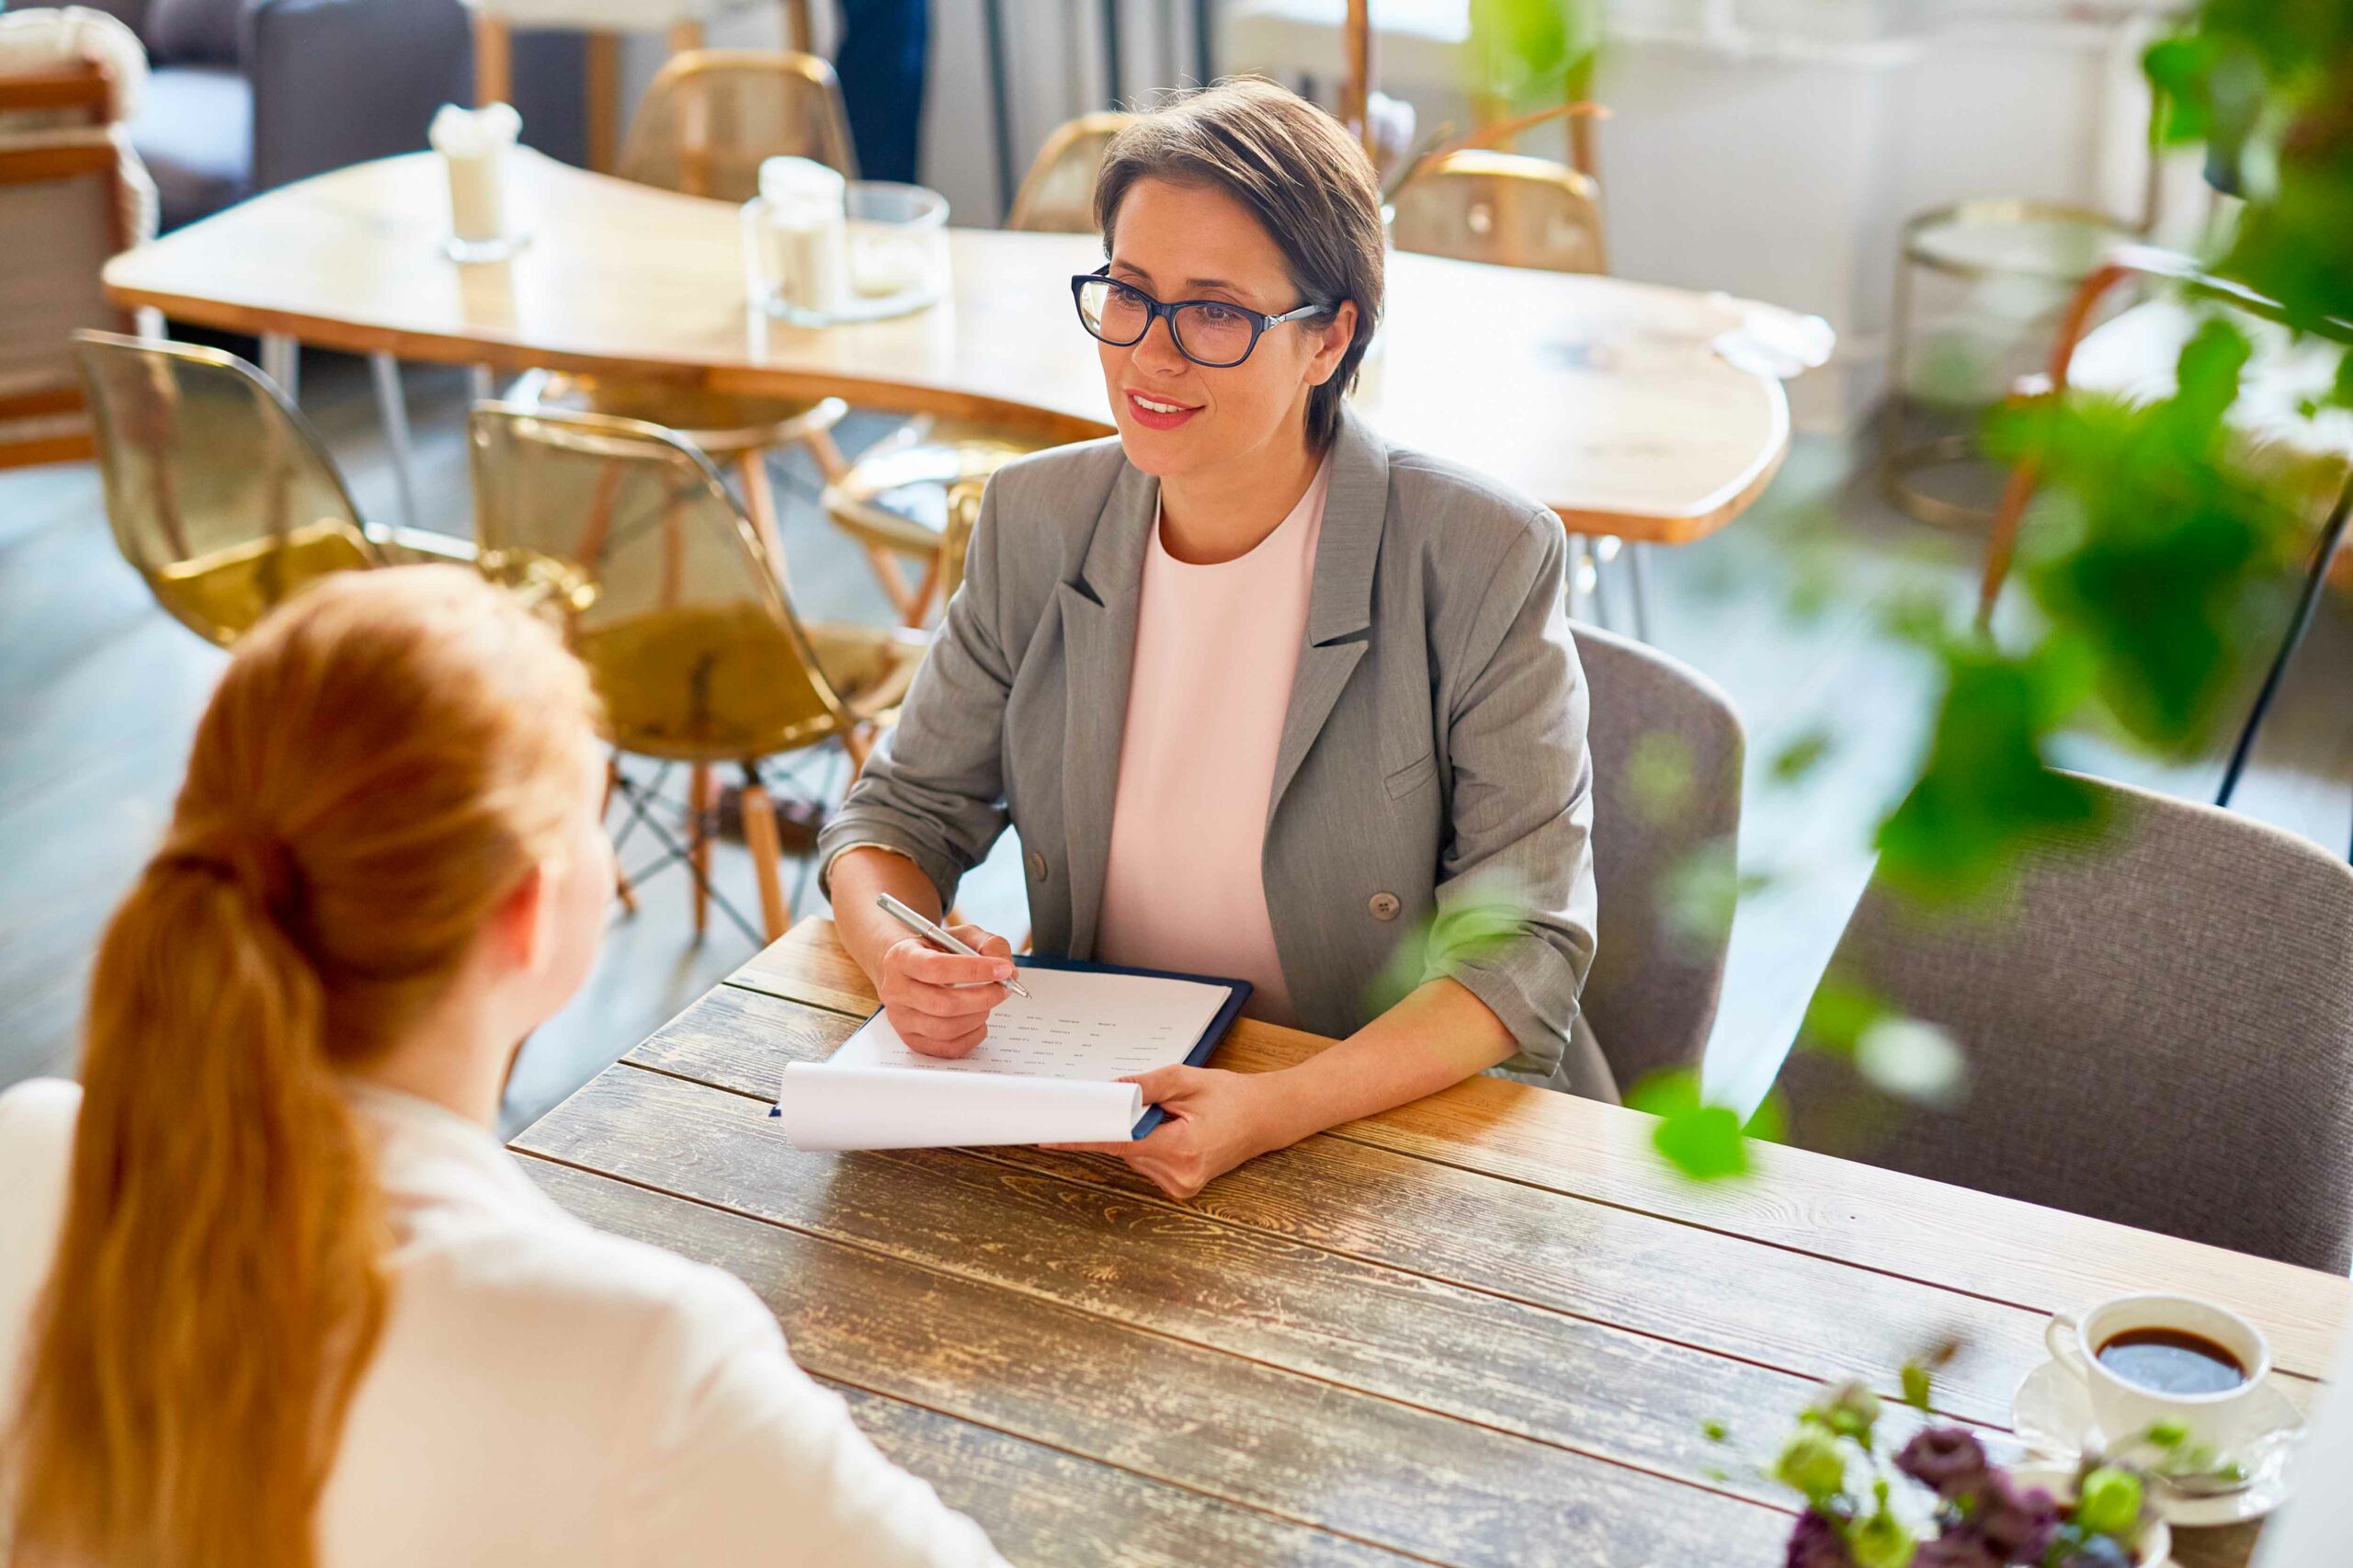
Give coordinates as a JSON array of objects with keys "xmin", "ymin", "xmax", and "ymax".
[{"xmin": 1094, "ymin": 78, "xmax": 1385, "ymax": 451}]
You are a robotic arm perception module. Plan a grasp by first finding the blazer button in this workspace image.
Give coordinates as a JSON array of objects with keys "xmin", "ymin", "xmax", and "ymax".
[
  {"xmin": 1026, "ymin": 850, "xmax": 1049, "ymax": 882},
  {"xmin": 1368, "ymin": 892, "xmax": 1401, "ymax": 922}
]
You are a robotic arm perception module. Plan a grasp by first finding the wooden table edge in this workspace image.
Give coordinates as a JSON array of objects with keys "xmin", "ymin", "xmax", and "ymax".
[
  {"xmin": 102, "ymin": 263, "xmax": 1794, "ymax": 544},
  {"xmin": 719, "ymin": 922, "xmax": 2349, "ymax": 1381},
  {"xmin": 508, "ymin": 1123, "xmax": 1807, "ymax": 1527}
]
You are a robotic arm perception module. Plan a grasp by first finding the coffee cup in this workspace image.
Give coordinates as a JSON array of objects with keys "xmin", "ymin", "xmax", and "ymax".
[{"xmin": 2045, "ymin": 1293, "xmax": 2275, "ymax": 1465}]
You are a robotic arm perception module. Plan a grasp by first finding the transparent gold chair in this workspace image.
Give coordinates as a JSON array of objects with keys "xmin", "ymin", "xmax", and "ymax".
[
  {"xmin": 468, "ymin": 403, "xmax": 926, "ymax": 942},
  {"xmin": 1386, "ymin": 147, "xmax": 1607, "ymax": 275},
  {"xmin": 820, "ymin": 113, "xmax": 1136, "ymax": 625},
  {"xmin": 72, "ymin": 331, "xmax": 386, "ymax": 646},
  {"xmin": 506, "ymin": 50, "xmax": 857, "ymax": 572},
  {"xmin": 618, "ymin": 47, "xmax": 856, "ymax": 200},
  {"xmin": 1003, "ymin": 110, "xmax": 1135, "ymax": 233}
]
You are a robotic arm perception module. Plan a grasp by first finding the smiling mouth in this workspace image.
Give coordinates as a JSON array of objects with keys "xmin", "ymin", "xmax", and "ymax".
[{"xmin": 1123, "ymin": 390, "xmax": 1202, "ymax": 429}]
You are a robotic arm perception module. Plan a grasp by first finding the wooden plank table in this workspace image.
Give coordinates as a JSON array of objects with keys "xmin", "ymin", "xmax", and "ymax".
[
  {"xmin": 100, "ymin": 150, "xmax": 1791, "ymax": 545},
  {"xmin": 511, "ymin": 920, "xmax": 2342, "ymax": 1566}
]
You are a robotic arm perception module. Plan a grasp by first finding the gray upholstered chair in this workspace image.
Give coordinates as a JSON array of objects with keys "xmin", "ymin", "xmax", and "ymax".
[
  {"xmin": 1567, "ymin": 622, "xmax": 1746, "ymax": 1094},
  {"xmin": 1779, "ymin": 773, "xmax": 2353, "ymax": 1273},
  {"xmin": 1496, "ymin": 617, "xmax": 1741, "ymax": 1092}
]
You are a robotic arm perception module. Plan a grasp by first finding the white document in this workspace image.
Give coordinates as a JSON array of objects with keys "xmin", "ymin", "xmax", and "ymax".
[{"xmin": 772, "ymin": 964, "xmax": 1234, "ymax": 1152}]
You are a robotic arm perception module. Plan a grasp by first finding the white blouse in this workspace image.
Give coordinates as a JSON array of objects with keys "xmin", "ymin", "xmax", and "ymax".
[{"xmin": 0, "ymin": 1078, "xmax": 1006, "ymax": 1568}]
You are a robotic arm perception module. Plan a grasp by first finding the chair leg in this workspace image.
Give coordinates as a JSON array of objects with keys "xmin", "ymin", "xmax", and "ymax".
[
  {"xmin": 736, "ymin": 450, "xmax": 789, "ymax": 584},
  {"xmin": 739, "ymin": 766, "xmax": 790, "ymax": 942},
  {"xmin": 903, "ymin": 554, "xmax": 943, "ymax": 629},
  {"xmin": 802, "ymin": 424, "xmax": 851, "ymax": 484},
  {"xmin": 2217, "ymin": 472, "xmax": 2353, "ymax": 809},
  {"xmin": 585, "ymin": 31, "xmax": 622, "ymax": 174},
  {"xmin": 472, "ymin": 13, "xmax": 512, "ymax": 103},
  {"xmin": 603, "ymin": 758, "xmax": 640, "ymax": 915},
  {"xmin": 842, "ymin": 724, "xmax": 874, "ymax": 781},
  {"xmin": 860, "ymin": 544, "xmax": 921, "ymax": 621},
  {"xmin": 369, "ymin": 353, "xmax": 422, "ymax": 536},
  {"xmin": 688, "ymin": 763, "xmax": 714, "ymax": 937}
]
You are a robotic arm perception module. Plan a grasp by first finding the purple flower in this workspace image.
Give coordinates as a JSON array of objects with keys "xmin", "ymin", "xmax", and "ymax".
[
  {"xmin": 1974, "ymin": 1471, "xmax": 2061, "ymax": 1561},
  {"xmin": 1896, "ymin": 1427, "xmax": 1992, "ymax": 1501},
  {"xmin": 1910, "ymin": 1533, "xmax": 2004, "ymax": 1568},
  {"xmin": 1784, "ymin": 1510, "xmax": 1858, "ymax": 1568}
]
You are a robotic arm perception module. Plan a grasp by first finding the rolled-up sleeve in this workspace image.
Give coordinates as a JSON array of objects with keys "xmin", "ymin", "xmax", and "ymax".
[
  {"xmin": 813, "ymin": 479, "xmax": 1016, "ymax": 911},
  {"xmin": 1424, "ymin": 515, "xmax": 1597, "ymax": 1077}
]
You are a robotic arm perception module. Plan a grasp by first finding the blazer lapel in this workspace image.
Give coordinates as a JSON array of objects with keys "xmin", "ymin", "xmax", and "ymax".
[
  {"xmin": 1058, "ymin": 460, "xmax": 1157, "ymax": 959},
  {"xmin": 1267, "ymin": 408, "xmax": 1390, "ymax": 822}
]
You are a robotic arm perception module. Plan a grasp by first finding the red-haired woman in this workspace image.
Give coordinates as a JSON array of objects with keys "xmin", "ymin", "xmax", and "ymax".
[{"xmin": 0, "ymin": 568, "xmax": 1002, "ymax": 1568}]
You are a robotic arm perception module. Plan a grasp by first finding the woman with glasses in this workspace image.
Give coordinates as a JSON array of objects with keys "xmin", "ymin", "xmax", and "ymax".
[{"xmin": 821, "ymin": 79, "xmax": 1601, "ymax": 1201}]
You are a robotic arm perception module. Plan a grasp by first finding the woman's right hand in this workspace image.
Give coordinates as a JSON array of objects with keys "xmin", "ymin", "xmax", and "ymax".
[{"xmin": 877, "ymin": 925, "xmax": 1017, "ymax": 1058}]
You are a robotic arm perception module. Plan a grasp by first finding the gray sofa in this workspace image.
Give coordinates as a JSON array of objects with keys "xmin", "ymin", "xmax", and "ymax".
[{"xmin": 74, "ymin": 0, "xmax": 584, "ymax": 230}]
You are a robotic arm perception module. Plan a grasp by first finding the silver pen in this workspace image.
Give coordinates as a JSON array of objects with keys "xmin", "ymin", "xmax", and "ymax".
[{"xmin": 874, "ymin": 892, "xmax": 1031, "ymax": 999}]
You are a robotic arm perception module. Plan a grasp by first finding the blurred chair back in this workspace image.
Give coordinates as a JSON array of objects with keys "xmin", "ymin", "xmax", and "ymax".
[
  {"xmin": 1779, "ymin": 774, "xmax": 2353, "ymax": 1272},
  {"xmin": 1, "ymin": 40, "xmax": 149, "ymax": 469},
  {"xmin": 1388, "ymin": 148, "xmax": 1607, "ymax": 275},
  {"xmin": 1575, "ymin": 621, "xmax": 1745, "ymax": 1087},
  {"xmin": 467, "ymin": 403, "xmax": 859, "ymax": 764},
  {"xmin": 617, "ymin": 48, "xmax": 856, "ymax": 199},
  {"xmin": 73, "ymin": 330, "xmax": 379, "ymax": 645},
  {"xmin": 1006, "ymin": 111, "xmax": 1135, "ymax": 233}
]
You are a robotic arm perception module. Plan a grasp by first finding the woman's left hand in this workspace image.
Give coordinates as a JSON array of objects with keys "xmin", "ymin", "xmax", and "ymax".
[{"xmin": 1048, "ymin": 1065, "xmax": 1291, "ymax": 1200}]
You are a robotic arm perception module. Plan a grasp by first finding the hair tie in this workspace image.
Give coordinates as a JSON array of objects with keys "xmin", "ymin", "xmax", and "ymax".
[{"xmin": 160, "ymin": 824, "xmax": 304, "ymax": 924}]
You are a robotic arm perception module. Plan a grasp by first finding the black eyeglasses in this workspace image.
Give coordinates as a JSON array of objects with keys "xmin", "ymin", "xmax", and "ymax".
[{"xmin": 1071, "ymin": 267, "xmax": 1328, "ymax": 369}]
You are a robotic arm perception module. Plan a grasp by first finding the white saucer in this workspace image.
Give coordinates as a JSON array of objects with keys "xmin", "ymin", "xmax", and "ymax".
[{"xmin": 2010, "ymin": 1358, "xmax": 2304, "ymax": 1528}]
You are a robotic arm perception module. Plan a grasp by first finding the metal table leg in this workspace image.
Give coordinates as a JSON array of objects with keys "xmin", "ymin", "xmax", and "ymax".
[
  {"xmin": 1628, "ymin": 540, "xmax": 1657, "ymax": 643},
  {"xmin": 369, "ymin": 353, "xmax": 423, "ymax": 535},
  {"xmin": 1565, "ymin": 533, "xmax": 1593, "ymax": 625},
  {"xmin": 259, "ymin": 334, "xmax": 299, "ymax": 402}
]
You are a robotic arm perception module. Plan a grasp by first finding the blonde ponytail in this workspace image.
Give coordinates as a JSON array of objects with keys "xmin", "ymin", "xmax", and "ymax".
[{"xmin": 6, "ymin": 567, "xmax": 597, "ymax": 1568}]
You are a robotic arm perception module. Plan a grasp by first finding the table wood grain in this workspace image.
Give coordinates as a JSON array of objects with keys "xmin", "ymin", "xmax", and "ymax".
[
  {"xmin": 512, "ymin": 921, "xmax": 2341, "ymax": 1565},
  {"xmin": 101, "ymin": 150, "xmax": 1790, "ymax": 544}
]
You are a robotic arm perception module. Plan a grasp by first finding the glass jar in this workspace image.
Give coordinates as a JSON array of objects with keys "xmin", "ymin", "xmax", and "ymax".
[
  {"xmin": 742, "ymin": 155, "xmax": 853, "ymax": 324},
  {"xmin": 842, "ymin": 180, "xmax": 949, "ymax": 315}
]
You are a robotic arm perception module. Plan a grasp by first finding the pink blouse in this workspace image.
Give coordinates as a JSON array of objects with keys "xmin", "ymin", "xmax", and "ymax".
[{"xmin": 1093, "ymin": 458, "xmax": 1331, "ymax": 1025}]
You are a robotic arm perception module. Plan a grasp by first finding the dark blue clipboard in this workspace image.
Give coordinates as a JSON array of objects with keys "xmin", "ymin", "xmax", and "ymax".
[
  {"xmin": 1016, "ymin": 955, "xmax": 1252, "ymax": 1138},
  {"xmin": 770, "ymin": 956, "xmax": 1251, "ymax": 1140}
]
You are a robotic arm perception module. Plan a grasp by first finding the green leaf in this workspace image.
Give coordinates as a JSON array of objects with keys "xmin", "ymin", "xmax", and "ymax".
[
  {"xmin": 1702, "ymin": 1418, "xmax": 1729, "ymax": 1443},
  {"xmin": 2142, "ymin": 35, "xmax": 2214, "ymax": 145},
  {"xmin": 1799, "ymin": 977, "xmax": 1891, "ymax": 1059},
  {"xmin": 2076, "ymin": 1465, "xmax": 2145, "ymax": 1537},
  {"xmin": 1629, "ymin": 1069, "xmax": 1753, "ymax": 1181},
  {"xmin": 1772, "ymin": 1429, "xmax": 1847, "ymax": 1506},
  {"xmin": 1900, "ymin": 1361, "xmax": 1934, "ymax": 1411},
  {"xmin": 1872, "ymin": 643, "xmax": 2105, "ymax": 905},
  {"xmin": 1769, "ymin": 728, "xmax": 1835, "ymax": 784}
]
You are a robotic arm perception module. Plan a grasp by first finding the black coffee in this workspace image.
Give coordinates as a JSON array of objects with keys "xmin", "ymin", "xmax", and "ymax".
[{"xmin": 2096, "ymin": 1327, "xmax": 2247, "ymax": 1395}]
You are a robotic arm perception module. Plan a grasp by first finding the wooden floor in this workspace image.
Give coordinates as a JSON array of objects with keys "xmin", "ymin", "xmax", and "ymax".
[{"xmin": 3, "ymin": 348, "xmax": 2347, "ymax": 1136}]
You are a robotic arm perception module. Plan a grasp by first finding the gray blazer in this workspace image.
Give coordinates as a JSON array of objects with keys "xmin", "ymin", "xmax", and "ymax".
[{"xmin": 816, "ymin": 405, "xmax": 1607, "ymax": 1092}]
